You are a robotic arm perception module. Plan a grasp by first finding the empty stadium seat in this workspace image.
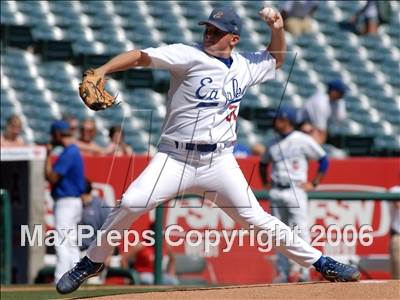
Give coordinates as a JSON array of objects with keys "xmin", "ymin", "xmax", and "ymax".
[{"xmin": 1, "ymin": 1, "xmax": 399, "ymax": 154}]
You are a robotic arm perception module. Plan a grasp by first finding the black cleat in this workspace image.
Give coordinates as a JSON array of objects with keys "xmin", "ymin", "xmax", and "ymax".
[{"xmin": 56, "ymin": 256, "xmax": 104, "ymax": 294}]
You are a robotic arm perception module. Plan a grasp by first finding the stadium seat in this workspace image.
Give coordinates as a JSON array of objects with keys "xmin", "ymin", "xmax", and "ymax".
[{"xmin": 1, "ymin": 1, "xmax": 399, "ymax": 153}]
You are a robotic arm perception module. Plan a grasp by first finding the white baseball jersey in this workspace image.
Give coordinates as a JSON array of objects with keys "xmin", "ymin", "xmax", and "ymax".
[
  {"xmin": 301, "ymin": 91, "xmax": 347, "ymax": 131},
  {"xmin": 142, "ymin": 43, "xmax": 276, "ymax": 144},
  {"xmin": 261, "ymin": 131, "xmax": 326, "ymax": 184},
  {"xmin": 87, "ymin": 44, "xmax": 323, "ymax": 271}
]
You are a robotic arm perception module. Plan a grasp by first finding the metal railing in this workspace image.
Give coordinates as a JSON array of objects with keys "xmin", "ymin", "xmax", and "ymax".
[
  {"xmin": 0, "ymin": 189, "xmax": 12, "ymax": 284},
  {"xmin": 254, "ymin": 191, "xmax": 400, "ymax": 201}
]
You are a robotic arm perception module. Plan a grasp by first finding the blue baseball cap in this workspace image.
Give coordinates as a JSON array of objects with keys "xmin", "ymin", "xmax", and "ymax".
[
  {"xmin": 199, "ymin": 7, "xmax": 242, "ymax": 36},
  {"xmin": 327, "ymin": 79, "xmax": 348, "ymax": 94},
  {"xmin": 276, "ymin": 106, "xmax": 298, "ymax": 124},
  {"xmin": 50, "ymin": 120, "xmax": 70, "ymax": 134}
]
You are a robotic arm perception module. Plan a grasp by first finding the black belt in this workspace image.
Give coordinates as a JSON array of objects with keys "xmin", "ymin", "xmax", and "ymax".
[
  {"xmin": 272, "ymin": 182, "xmax": 292, "ymax": 189},
  {"xmin": 174, "ymin": 141, "xmax": 217, "ymax": 152}
]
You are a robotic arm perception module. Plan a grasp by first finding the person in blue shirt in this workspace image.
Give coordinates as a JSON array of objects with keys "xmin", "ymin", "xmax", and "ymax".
[
  {"xmin": 233, "ymin": 143, "xmax": 252, "ymax": 158},
  {"xmin": 45, "ymin": 120, "xmax": 85, "ymax": 283}
]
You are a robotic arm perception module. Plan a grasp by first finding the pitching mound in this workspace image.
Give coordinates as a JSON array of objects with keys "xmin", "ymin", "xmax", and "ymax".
[{"xmin": 80, "ymin": 280, "xmax": 400, "ymax": 300}]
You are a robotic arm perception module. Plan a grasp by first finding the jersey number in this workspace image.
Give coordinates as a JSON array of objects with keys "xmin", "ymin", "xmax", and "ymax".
[{"xmin": 226, "ymin": 105, "xmax": 238, "ymax": 121}]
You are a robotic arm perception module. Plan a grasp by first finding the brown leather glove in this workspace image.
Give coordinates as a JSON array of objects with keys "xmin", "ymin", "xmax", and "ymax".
[{"xmin": 79, "ymin": 69, "xmax": 116, "ymax": 111}]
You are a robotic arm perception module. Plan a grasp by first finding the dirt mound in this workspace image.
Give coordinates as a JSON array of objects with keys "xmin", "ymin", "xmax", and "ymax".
[{"xmin": 79, "ymin": 280, "xmax": 400, "ymax": 300}]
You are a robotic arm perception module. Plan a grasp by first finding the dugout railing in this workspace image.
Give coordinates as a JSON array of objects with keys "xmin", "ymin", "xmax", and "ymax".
[
  {"xmin": 0, "ymin": 189, "xmax": 12, "ymax": 284},
  {"xmin": 153, "ymin": 191, "xmax": 400, "ymax": 284}
]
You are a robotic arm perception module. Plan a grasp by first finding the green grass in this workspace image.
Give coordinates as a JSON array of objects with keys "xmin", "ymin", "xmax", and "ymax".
[{"xmin": 1, "ymin": 286, "xmax": 171, "ymax": 300}]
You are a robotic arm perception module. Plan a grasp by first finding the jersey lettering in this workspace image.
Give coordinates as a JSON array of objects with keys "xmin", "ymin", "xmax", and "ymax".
[
  {"xmin": 195, "ymin": 77, "xmax": 220, "ymax": 100},
  {"xmin": 225, "ymin": 78, "xmax": 247, "ymax": 105}
]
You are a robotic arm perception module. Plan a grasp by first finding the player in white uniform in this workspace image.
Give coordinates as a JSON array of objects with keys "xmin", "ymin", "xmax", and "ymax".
[
  {"xmin": 259, "ymin": 106, "xmax": 329, "ymax": 282},
  {"xmin": 57, "ymin": 7, "xmax": 360, "ymax": 294}
]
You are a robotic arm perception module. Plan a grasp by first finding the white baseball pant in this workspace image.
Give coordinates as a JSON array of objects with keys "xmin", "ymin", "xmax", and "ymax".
[
  {"xmin": 269, "ymin": 186, "xmax": 310, "ymax": 279},
  {"xmin": 269, "ymin": 187, "xmax": 310, "ymax": 242},
  {"xmin": 54, "ymin": 197, "xmax": 83, "ymax": 283},
  {"xmin": 87, "ymin": 139, "xmax": 321, "ymax": 267}
]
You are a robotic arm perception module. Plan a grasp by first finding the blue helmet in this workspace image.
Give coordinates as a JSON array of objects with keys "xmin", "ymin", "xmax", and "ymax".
[
  {"xmin": 327, "ymin": 79, "xmax": 348, "ymax": 95},
  {"xmin": 275, "ymin": 106, "xmax": 298, "ymax": 124}
]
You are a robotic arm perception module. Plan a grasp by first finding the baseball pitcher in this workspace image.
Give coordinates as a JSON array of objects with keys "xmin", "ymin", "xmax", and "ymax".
[{"xmin": 57, "ymin": 6, "xmax": 359, "ymax": 294}]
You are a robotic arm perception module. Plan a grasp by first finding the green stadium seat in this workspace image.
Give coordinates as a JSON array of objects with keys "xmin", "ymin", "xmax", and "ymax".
[
  {"xmin": 374, "ymin": 136, "xmax": 400, "ymax": 153},
  {"xmin": 0, "ymin": 105, "xmax": 17, "ymax": 121},
  {"xmin": 1, "ymin": 1, "xmax": 399, "ymax": 154}
]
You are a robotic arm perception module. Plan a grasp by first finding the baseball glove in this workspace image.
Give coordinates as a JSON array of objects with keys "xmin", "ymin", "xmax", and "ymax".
[{"xmin": 79, "ymin": 69, "xmax": 116, "ymax": 111}]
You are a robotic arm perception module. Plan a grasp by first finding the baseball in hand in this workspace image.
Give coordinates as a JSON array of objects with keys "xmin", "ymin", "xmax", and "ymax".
[
  {"xmin": 259, "ymin": 7, "xmax": 283, "ymax": 30},
  {"xmin": 259, "ymin": 7, "xmax": 275, "ymax": 20}
]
